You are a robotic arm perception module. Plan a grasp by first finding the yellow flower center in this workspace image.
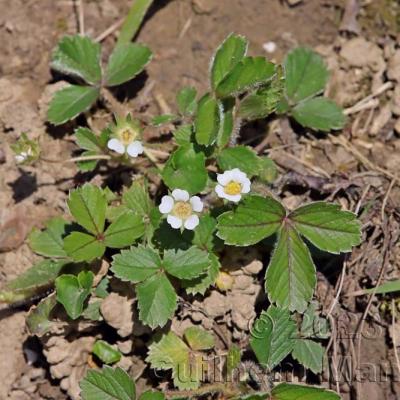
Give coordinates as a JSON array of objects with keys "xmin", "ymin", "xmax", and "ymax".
[
  {"xmin": 224, "ymin": 181, "xmax": 242, "ymax": 196},
  {"xmin": 118, "ymin": 128, "xmax": 137, "ymax": 145},
  {"xmin": 173, "ymin": 201, "xmax": 193, "ymax": 219}
]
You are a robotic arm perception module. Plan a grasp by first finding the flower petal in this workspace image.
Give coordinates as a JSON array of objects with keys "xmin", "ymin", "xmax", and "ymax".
[
  {"xmin": 231, "ymin": 168, "xmax": 248, "ymax": 182},
  {"xmin": 217, "ymin": 171, "xmax": 233, "ymax": 186},
  {"xmin": 215, "ymin": 184, "xmax": 226, "ymax": 199},
  {"xmin": 224, "ymin": 193, "xmax": 242, "ymax": 203},
  {"xmin": 190, "ymin": 196, "xmax": 203, "ymax": 212},
  {"xmin": 127, "ymin": 141, "xmax": 144, "ymax": 157},
  {"xmin": 184, "ymin": 215, "xmax": 199, "ymax": 230},
  {"xmin": 171, "ymin": 189, "xmax": 190, "ymax": 202},
  {"xmin": 107, "ymin": 138, "xmax": 125, "ymax": 154},
  {"xmin": 241, "ymin": 177, "xmax": 251, "ymax": 193},
  {"xmin": 167, "ymin": 215, "xmax": 183, "ymax": 229},
  {"xmin": 159, "ymin": 195, "xmax": 174, "ymax": 214}
]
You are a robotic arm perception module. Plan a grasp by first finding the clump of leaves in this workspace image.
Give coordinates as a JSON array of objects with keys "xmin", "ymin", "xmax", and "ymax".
[{"xmin": 3, "ymin": 31, "xmax": 359, "ymax": 400}]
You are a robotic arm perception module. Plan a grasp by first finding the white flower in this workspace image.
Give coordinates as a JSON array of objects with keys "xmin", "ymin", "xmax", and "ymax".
[
  {"xmin": 159, "ymin": 189, "xmax": 203, "ymax": 230},
  {"xmin": 15, "ymin": 151, "xmax": 28, "ymax": 164},
  {"xmin": 107, "ymin": 138, "xmax": 144, "ymax": 158},
  {"xmin": 215, "ymin": 168, "xmax": 251, "ymax": 203}
]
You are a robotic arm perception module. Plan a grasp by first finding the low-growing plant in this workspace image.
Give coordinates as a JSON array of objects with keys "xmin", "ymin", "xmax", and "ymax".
[{"xmin": 4, "ymin": 26, "xmax": 361, "ymax": 400}]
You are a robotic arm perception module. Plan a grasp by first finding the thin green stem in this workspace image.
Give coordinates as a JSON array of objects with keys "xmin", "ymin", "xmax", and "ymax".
[
  {"xmin": 40, "ymin": 155, "xmax": 111, "ymax": 164},
  {"xmin": 116, "ymin": 0, "xmax": 154, "ymax": 47}
]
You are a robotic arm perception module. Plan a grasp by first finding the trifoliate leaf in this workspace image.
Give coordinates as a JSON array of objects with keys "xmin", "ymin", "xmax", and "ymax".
[
  {"xmin": 80, "ymin": 366, "xmax": 135, "ymax": 400},
  {"xmin": 289, "ymin": 202, "xmax": 361, "ymax": 254},
  {"xmin": 55, "ymin": 270, "xmax": 94, "ymax": 320},
  {"xmin": 217, "ymin": 145, "xmax": 262, "ymax": 177},
  {"xmin": 122, "ymin": 181, "xmax": 153, "ymax": 217},
  {"xmin": 284, "ymin": 47, "xmax": 329, "ymax": 103},
  {"xmin": 63, "ymin": 232, "xmax": 106, "ymax": 262},
  {"xmin": 292, "ymin": 97, "xmax": 345, "ymax": 132},
  {"xmin": 217, "ymin": 195, "xmax": 286, "ymax": 246},
  {"xmin": 184, "ymin": 326, "xmax": 214, "ymax": 351},
  {"xmin": 47, "ymin": 84, "xmax": 100, "ymax": 125},
  {"xmin": 266, "ymin": 225, "xmax": 316, "ymax": 313},
  {"xmin": 136, "ymin": 272, "xmax": 177, "ymax": 328},
  {"xmin": 104, "ymin": 212, "xmax": 145, "ymax": 248},
  {"xmin": 111, "ymin": 246, "xmax": 161, "ymax": 283},
  {"xmin": 26, "ymin": 294, "xmax": 57, "ymax": 336},
  {"xmin": 68, "ymin": 184, "xmax": 107, "ymax": 235},
  {"xmin": 211, "ymin": 33, "xmax": 248, "ymax": 90},
  {"xmin": 192, "ymin": 214, "xmax": 217, "ymax": 251},
  {"xmin": 216, "ymin": 98, "xmax": 235, "ymax": 148},
  {"xmin": 271, "ymin": 383, "xmax": 340, "ymax": 400},
  {"xmin": 93, "ymin": 340, "xmax": 122, "ymax": 365},
  {"xmin": 182, "ymin": 253, "xmax": 220, "ymax": 295},
  {"xmin": 292, "ymin": 339, "xmax": 324, "ymax": 374},
  {"xmin": 0, "ymin": 260, "xmax": 67, "ymax": 304},
  {"xmin": 250, "ymin": 305, "xmax": 296, "ymax": 369},
  {"xmin": 216, "ymin": 57, "xmax": 275, "ymax": 98},
  {"xmin": 194, "ymin": 93, "xmax": 220, "ymax": 146},
  {"xmin": 173, "ymin": 124, "xmax": 193, "ymax": 145},
  {"xmin": 105, "ymin": 43, "xmax": 152, "ymax": 87},
  {"xmin": 139, "ymin": 391, "xmax": 165, "ymax": 400},
  {"xmin": 51, "ymin": 35, "xmax": 101, "ymax": 85},
  {"xmin": 75, "ymin": 127, "xmax": 103, "ymax": 151},
  {"xmin": 163, "ymin": 247, "xmax": 210, "ymax": 280},
  {"xmin": 29, "ymin": 217, "xmax": 69, "ymax": 258},
  {"xmin": 177, "ymin": 86, "xmax": 197, "ymax": 115},
  {"xmin": 146, "ymin": 332, "xmax": 206, "ymax": 390},
  {"xmin": 162, "ymin": 144, "xmax": 207, "ymax": 194}
]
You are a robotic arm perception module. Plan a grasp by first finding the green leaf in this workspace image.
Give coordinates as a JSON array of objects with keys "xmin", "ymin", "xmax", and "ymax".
[
  {"xmin": 63, "ymin": 232, "xmax": 105, "ymax": 262},
  {"xmin": 192, "ymin": 214, "xmax": 217, "ymax": 251},
  {"xmin": 68, "ymin": 184, "xmax": 107, "ymax": 235},
  {"xmin": 250, "ymin": 305, "xmax": 296, "ymax": 369},
  {"xmin": 194, "ymin": 93, "xmax": 220, "ymax": 146},
  {"xmin": 266, "ymin": 225, "xmax": 316, "ymax": 313},
  {"xmin": 26, "ymin": 295, "xmax": 57, "ymax": 336},
  {"xmin": 83, "ymin": 300, "xmax": 102, "ymax": 321},
  {"xmin": 182, "ymin": 253, "xmax": 220, "ymax": 295},
  {"xmin": 216, "ymin": 57, "xmax": 275, "ymax": 98},
  {"xmin": 216, "ymin": 98, "xmax": 235, "ymax": 148},
  {"xmin": 292, "ymin": 339, "xmax": 324, "ymax": 374},
  {"xmin": 75, "ymin": 127, "xmax": 102, "ymax": 151},
  {"xmin": 106, "ymin": 43, "xmax": 152, "ymax": 87},
  {"xmin": 55, "ymin": 270, "xmax": 94, "ymax": 320},
  {"xmin": 146, "ymin": 332, "xmax": 205, "ymax": 390},
  {"xmin": 258, "ymin": 157, "xmax": 278, "ymax": 183},
  {"xmin": 163, "ymin": 247, "xmax": 210, "ymax": 280},
  {"xmin": 173, "ymin": 124, "xmax": 193, "ymax": 145},
  {"xmin": 29, "ymin": 217, "xmax": 68, "ymax": 258},
  {"xmin": 51, "ymin": 35, "xmax": 101, "ymax": 84},
  {"xmin": 284, "ymin": 47, "xmax": 329, "ymax": 103},
  {"xmin": 76, "ymin": 150, "xmax": 99, "ymax": 172},
  {"xmin": 301, "ymin": 302, "xmax": 330, "ymax": 339},
  {"xmin": 162, "ymin": 144, "xmax": 207, "ymax": 194},
  {"xmin": 151, "ymin": 114, "xmax": 178, "ymax": 127},
  {"xmin": 184, "ymin": 326, "xmax": 214, "ymax": 350},
  {"xmin": 111, "ymin": 246, "xmax": 161, "ymax": 283},
  {"xmin": 362, "ymin": 280, "xmax": 400, "ymax": 295},
  {"xmin": 238, "ymin": 78, "xmax": 284, "ymax": 120},
  {"xmin": 292, "ymin": 97, "xmax": 345, "ymax": 132},
  {"xmin": 47, "ymin": 85, "xmax": 100, "ymax": 125},
  {"xmin": 93, "ymin": 340, "xmax": 122, "ymax": 365},
  {"xmin": 177, "ymin": 86, "xmax": 197, "ymax": 115},
  {"xmin": 217, "ymin": 146, "xmax": 261, "ymax": 177},
  {"xmin": 136, "ymin": 272, "xmax": 177, "ymax": 328},
  {"xmin": 271, "ymin": 383, "xmax": 340, "ymax": 400},
  {"xmin": 217, "ymin": 195, "xmax": 286, "ymax": 246},
  {"xmin": 104, "ymin": 212, "xmax": 145, "ymax": 248},
  {"xmin": 211, "ymin": 33, "xmax": 248, "ymax": 90},
  {"xmin": 139, "ymin": 391, "xmax": 165, "ymax": 400},
  {"xmin": 0, "ymin": 260, "xmax": 66, "ymax": 304},
  {"xmin": 95, "ymin": 277, "xmax": 110, "ymax": 299},
  {"xmin": 226, "ymin": 344, "xmax": 241, "ymax": 376},
  {"xmin": 122, "ymin": 181, "xmax": 153, "ymax": 217},
  {"xmin": 289, "ymin": 202, "xmax": 361, "ymax": 254},
  {"xmin": 80, "ymin": 366, "xmax": 135, "ymax": 400}
]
